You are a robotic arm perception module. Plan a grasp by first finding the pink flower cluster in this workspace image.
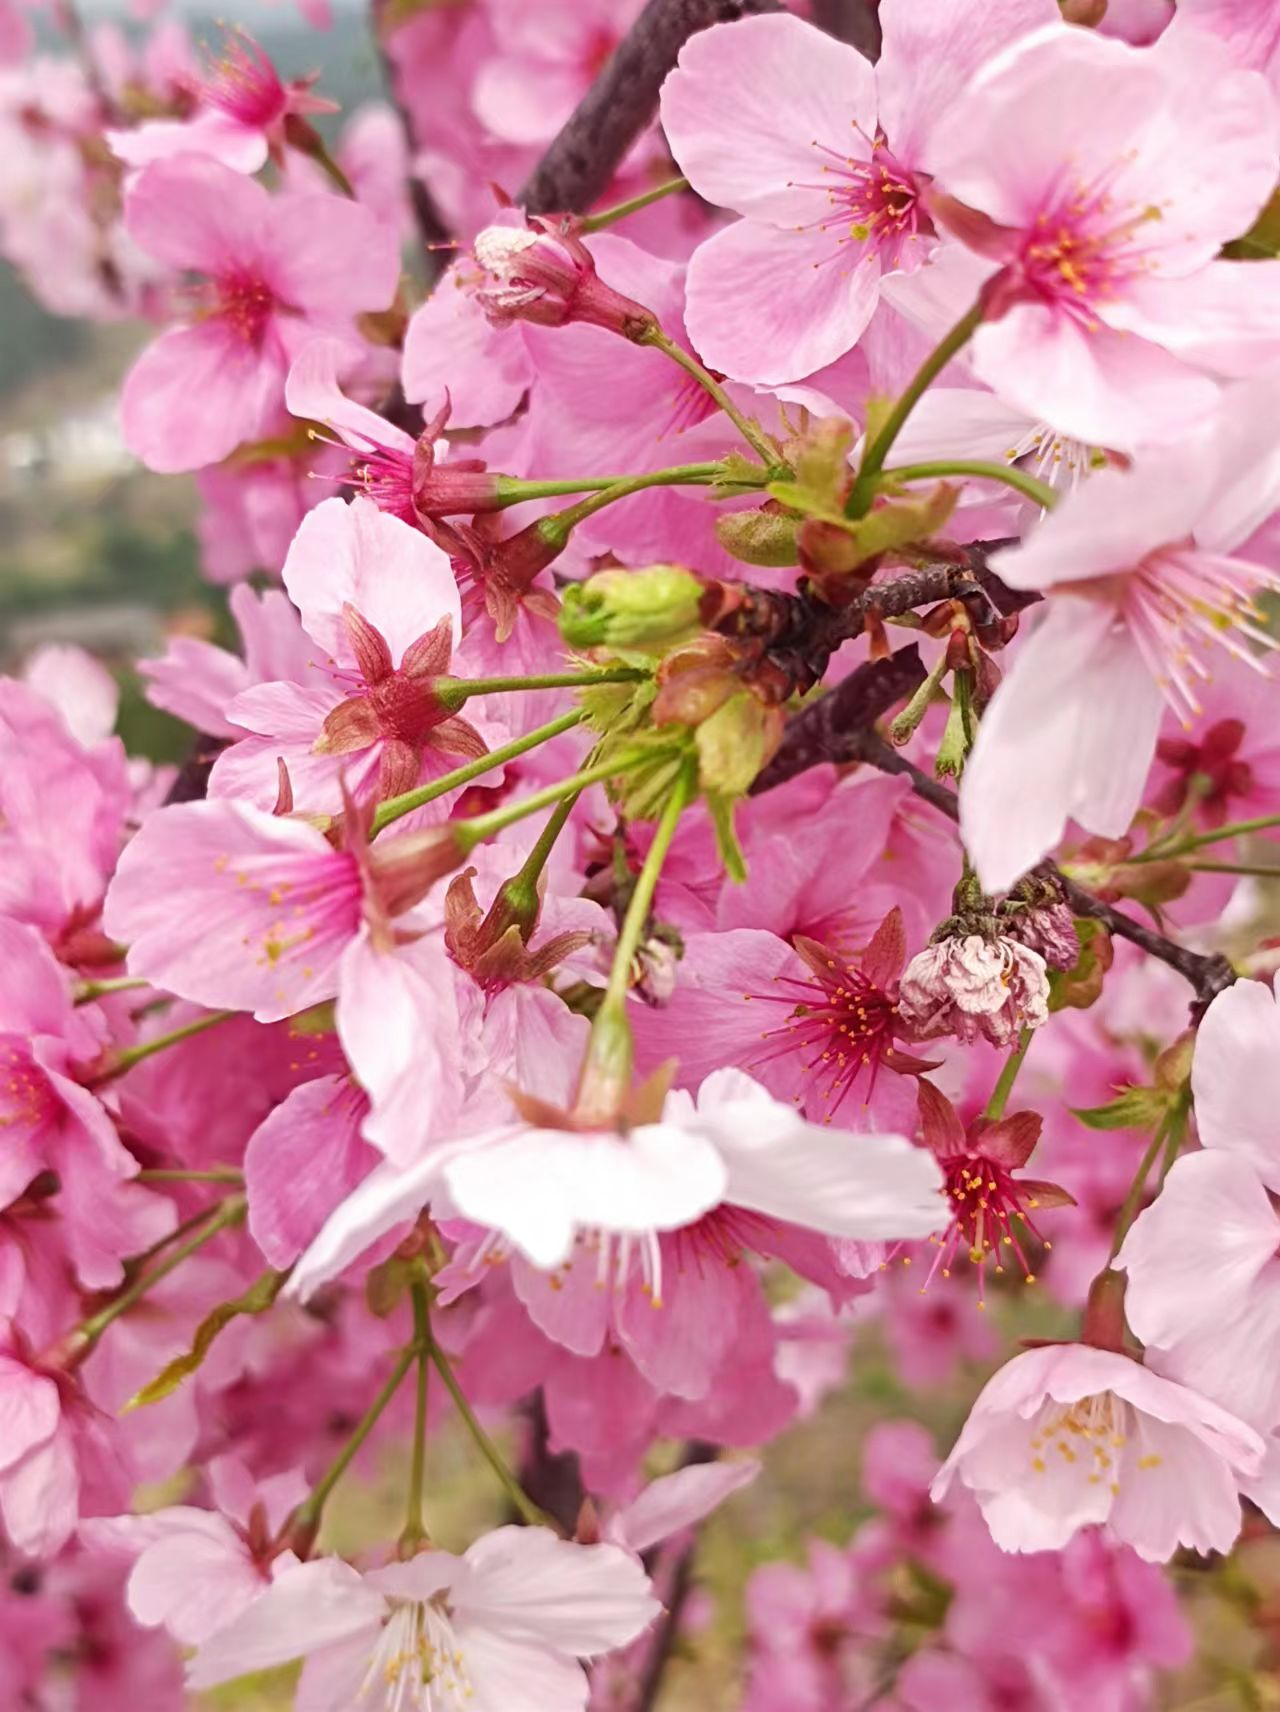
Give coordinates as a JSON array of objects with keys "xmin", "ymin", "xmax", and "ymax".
[{"xmin": 3, "ymin": 0, "xmax": 1280, "ymax": 1703}]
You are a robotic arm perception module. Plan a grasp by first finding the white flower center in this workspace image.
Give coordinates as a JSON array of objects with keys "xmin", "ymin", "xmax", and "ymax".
[
  {"xmin": 473, "ymin": 226, "xmax": 539, "ymax": 279},
  {"xmin": 1027, "ymin": 1390, "xmax": 1162, "ymax": 1497},
  {"xmin": 361, "ymin": 1600, "xmax": 472, "ymax": 1712}
]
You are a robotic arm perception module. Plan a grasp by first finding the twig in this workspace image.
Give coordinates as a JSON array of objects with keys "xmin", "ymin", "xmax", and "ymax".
[
  {"xmin": 705, "ymin": 540, "xmax": 1028, "ymax": 698},
  {"xmin": 632, "ymin": 1536, "xmax": 698, "ymax": 1712},
  {"xmin": 518, "ymin": 0, "xmax": 784, "ymax": 216},
  {"xmin": 813, "ymin": 734, "xmax": 1237, "ymax": 1012},
  {"xmin": 750, "ymin": 645, "xmax": 927, "ymax": 792},
  {"xmin": 629, "ymin": 1441, "xmax": 719, "ymax": 1712}
]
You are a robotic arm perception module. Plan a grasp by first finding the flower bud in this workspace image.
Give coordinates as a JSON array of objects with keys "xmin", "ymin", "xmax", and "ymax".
[
  {"xmin": 471, "ymin": 221, "xmax": 659, "ymax": 339},
  {"xmin": 560, "ymin": 566, "xmax": 704, "ymax": 652},
  {"xmin": 714, "ymin": 503, "xmax": 801, "ymax": 568}
]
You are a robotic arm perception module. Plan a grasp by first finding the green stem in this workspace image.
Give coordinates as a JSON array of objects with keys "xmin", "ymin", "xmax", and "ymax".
[
  {"xmin": 576, "ymin": 761, "xmax": 697, "ymax": 1117},
  {"xmin": 426, "ymin": 1325, "xmax": 556, "ymax": 1530},
  {"xmin": 493, "ymin": 791, "xmax": 581, "ymax": 938},
  {"xmin": 535, "ymin": 461, "xmax": 749, "ymax": 550},
  {"xmin": 458, "ymin": 750, "xmax": 656, "ymax": 851},
  {"xmin": 601, "ymin": 761, "xmax": 696, "ymax": 1020},
  {"xmin": 90, "ymin": 1010, "xmax": 233, "ymax": 1083},
  {"xmin": 638, "ymin": 326, "xmax": 782, "ymax": 468},
  {"xmin": 399, "ymin": 1280, "xmax": 432, "ymax": 1556},
  {"xmin": 1157, "ymin": 811, "xmax": 1280, "ymax": 859},
  {"xmin": 1107, "ymin": 1118, "xmax": 1170, "ymax": 1262},
  {"xmin": 881, "ymin": 460, "xmax": 1058, "ymax": 512},
  {"xmin": 74, "ymin": 975, "xmax": 150, "ymax": 1004},
  {"xmin": 292, "ymin": 1344, "xmax": 418, "ymax": 1542},
  {"xmin": 984, "ymin": 1027, "xmax": 1034, "ymax": 1121},
  {"xmin": 135, "ymin": 1167, "xmax": 245, "ymax": 1185},
  {"xmin": 371, "ymin": 708, "xmax": 584, "ymax": 835},
  {"xmin": 1187, "ymin": 860, "xmax": 1280, "ymax": 878},
  {"xmin": 581, "ymin": 175, "xmax": 689, "ymax": 233},
  {"xmin": 499, "ymin": 462, "xmax": 726, "ymax": 508},
  {"xmin": 848, "ymin": 297, "xmax": 986, "ymax": 516},
  {"xmin": 438, "ymin": 665, "xmax": 645, "ymax": 709},
  {"xmin": 79, "ymin": 1195, "xmax": 247, "ymax": 1345}
]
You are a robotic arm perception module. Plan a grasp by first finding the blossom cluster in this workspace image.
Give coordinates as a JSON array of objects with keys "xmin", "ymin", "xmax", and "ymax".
[{"xmin": 3, "ymin": 0, "xmax": 1280, "ymax": 1705}]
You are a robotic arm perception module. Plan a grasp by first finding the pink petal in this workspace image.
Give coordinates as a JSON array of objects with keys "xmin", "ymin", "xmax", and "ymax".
[
  {"xmin": 969, "ymin": 303, "xmax": 1220, "ymax": 451},
  {"xmin": 285, "ymin": 336, "xmax": 415, "ymax": 456},
  {"xmin": 660, "ymin": 12, "xmax": 876, "ymax": 222},
  {"xmin": 683, "ymin": 218, "xmax": 882, "ymax": 385},
  {"xmin": 266, "ymin": 194, "xmax": 401, "ymax": 320},
  {"xmin": 1192, "ymin": 978, "xmax": 1280, "ymax": 1187},
  {"xmin": 1118, "ymin": 1151, "xmax": 1280, "ymax": 1354},
  {"xmin": 185, "ymin": 1557, "xmax": 385, "ymax": 1690},
  {"xmin": 960, "ymin": 602, "xmax": 1166, "ymax": 892},
  {"xmin": 121, "ymin": 321, "xmax": 286, "ymax": 473},
  {"xmin": 443, "ymin": 1124, "xmax": 728, "ymax": 1271},
  {"xmin": 335, "ymin": 934, "xmax": 464, "ymax": 1167},
  {"xmin": 129, "ymin": 1527, "xmax": 264, "ymax": 1645},
  {"xmin": 612, "ymin": 1458, "xmax": 760, "ymax": 1554},
  {"xmin": 877, "ymin": 0, "xmax": 1061, "ymax": 172},
  {"xmin": 245, "ymin": 1075, "xmax": 377, "ymax": 1266},
  {"xmin": 616, "ymin": 1248, "xmax": 749, "ymax": 1400},
  {"xmin": 0, "ymin": 1355, "xmax": 59, "ymax": 1472},
  {"xmin": 103, "ymin": 799, "xmax": 362, "ymax": 1023},
  {"xmin": 282, "ymin": 496, "xmax": 461, "ymax": 669},
  {"xmin": 402, "ymin": 262, "xmax": 533, "ymax": 426},
  {"xmin": 1112, "ymin": 260, "xmax": 1280, "ymax": 379},
  {"xmin": 693, "ymin": 1072, "xmax": 946, "ymax": 1241},
  {"xmin": 454, "ymin": 1627, "xmax": 589, "ymax": 1712},
  {"xmin": 457, "ymin": 1526, "xmax": 660, "ymax": 1653},
  {"xmin": 510, "ymin": 1249, "xmax": 611, "ymax": 1360},
  {"xmin": 124, "ymin": 152, "xmax": 271, "ymax": 274}
]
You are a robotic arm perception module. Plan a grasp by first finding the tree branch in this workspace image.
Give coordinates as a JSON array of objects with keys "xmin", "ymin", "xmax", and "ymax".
[
  {"xmin": 809, "ymin": 0, "xmax": 882, "ymax": 58},
  {"xmin": 705, "ymin": 540, "xmax": 1029, "ymax": 698},
  {"xmin": 751, "ymin": 645, "xmax": 928, "ymax": 792},
  {"xmin": 518, "ymin": 0, "xmax": 784, "ymax": 217}
]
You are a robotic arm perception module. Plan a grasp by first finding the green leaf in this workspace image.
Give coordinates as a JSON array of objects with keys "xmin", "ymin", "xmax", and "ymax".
[
  {"xmin": 125, "ymin": 1269, "xmax": 289, "ymax": 1410},
  {"xmin": 1071, "ymin": 1085, "xmax": 1167, "ymax": 1131},
  {"xmin": 1223, "ymin": 186, "xmax": 1280, "ymax": 259},
  {"xmin": 706, "ymin": 793, "xmax": 747, "ymax": 883},
  {"xmin": 1047, "ymin": 916, "xmax": 1113, "ymax": 1012}
]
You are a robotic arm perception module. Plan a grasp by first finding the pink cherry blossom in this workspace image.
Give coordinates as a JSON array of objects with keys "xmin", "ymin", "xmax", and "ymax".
[
  {"xmin": 923, "ymin": 24, "xmax": 1280, "ymax": 444},
  {"xmin": 81, "ymin": 1457, "xmax": 307, "ymax": 1646},
  {"xmin": 961, "ymin": 382, "xmax": 1280, "ymax": 891},
  {"xmin": 121, "ymin": 155, "xmax": 400, "ymax": 471},
  {"xmin": 932, "ymin": 1342, "xmax": 1264, "ymax": 1560},
  {"xmin": 187, "ymin": 1527, "xmax": 659, "ymax": 1709},
  {"xmin": 209, "ymin": 495, "xmax": 493, "ymax": 816},
  {"xmin": 107, "ymin": 31, "xmax": 334, "ymax": 175},
  {"xmin": 1117, "ymin": 979, "xmax": 1280, "ymax": 1431},
  {"xmin": 660, "ymin": 0, "xmax": 1057, "ymax": 383}
]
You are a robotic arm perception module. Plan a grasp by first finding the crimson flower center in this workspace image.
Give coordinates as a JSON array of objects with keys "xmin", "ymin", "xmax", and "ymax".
[{"xmin": 215, "ymin": 269, "xmax": 276, "ymax": 347}]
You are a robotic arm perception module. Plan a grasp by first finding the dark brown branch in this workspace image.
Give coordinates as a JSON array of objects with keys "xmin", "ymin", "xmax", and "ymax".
[
  {"xmin": 631, "ymin": 1535, "xmax": 698, "ymax": 1712},
  {"xmin": 811, "ymin": 734, "xmax": 1237, "ymax": 1012},
  {"xmin": 809, "ymin": 0, "xmax": 882, "ymax": 58},
  {"xmin": 751, "ymin": 645, "xmax": 927, "ymax": 792},
  {"xmin": 629, "ymin": 1440, "xmax": 719, "ymax": 1712},
  {"xmin": 518, "ymin": 0, "xmax": 784, "ymax": 217},
  {"xmin": 707, "ymin": 540, "xmax": 1029, "ymax": 698}
]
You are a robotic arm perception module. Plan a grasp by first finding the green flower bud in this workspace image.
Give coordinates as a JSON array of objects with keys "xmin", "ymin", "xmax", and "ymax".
[{"xmin": 559, "ymin": 565, "xmax": 704, "ymax": 652}]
